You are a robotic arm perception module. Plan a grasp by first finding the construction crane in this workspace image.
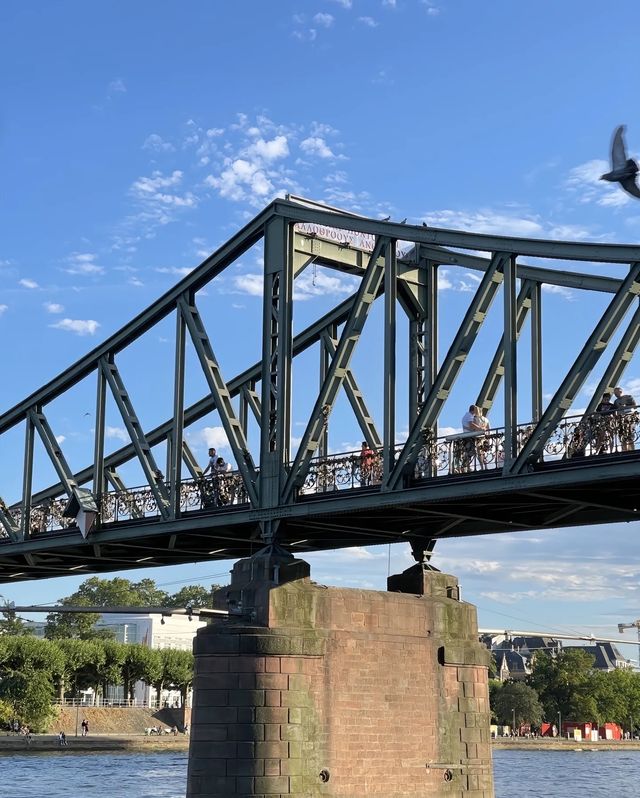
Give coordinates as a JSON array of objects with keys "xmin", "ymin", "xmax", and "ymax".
[{"xmin": 618, "ymin": 619, "xmax": 640, "ymax": 670}]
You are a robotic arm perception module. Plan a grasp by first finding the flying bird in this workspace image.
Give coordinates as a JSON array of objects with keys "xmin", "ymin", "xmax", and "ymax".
[{"xmin": 600, "ymin": 125, "xmax": 640, "ymax": 199}]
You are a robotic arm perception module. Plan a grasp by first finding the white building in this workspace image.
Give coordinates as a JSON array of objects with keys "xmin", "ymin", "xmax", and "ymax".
[{"xmin": 96, "ymin": 612, "xmax": 206, "ymax": 706}]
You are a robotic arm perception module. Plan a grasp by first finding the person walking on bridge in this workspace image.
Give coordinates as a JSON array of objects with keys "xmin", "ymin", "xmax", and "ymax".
[{"xmin": 613, "ymin": 386, "xmax": 637, "ymax": 451}]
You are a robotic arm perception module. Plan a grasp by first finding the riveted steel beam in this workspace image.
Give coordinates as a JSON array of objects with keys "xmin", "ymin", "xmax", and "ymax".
[
  {"xmin": 417, "ymin": 244, "xmax": 622, "ymax": 293},
  {"xmin": 283, "ymin": 236, "xmax": 389, "ymax": 502},
  {"xmin": 502, "ymin": 256, "xmax": 518, "ymax": 468},
  {"xmin": 383, "ymin": 241, "xmax": 398, "ymax": 482},
  {"xmin": 1, "ymin": 204, "xmax": 278, "ymax": 436},
  {"xmin": 477, "ymin": 280, "xmax": 535, "ymax": 416},
  {"xmin": 20, "ymin": 293, "xmax": 362, "ymax": 509},
  {"xmin": 29, "ymin": 409, "xmax": 79, "ymax": 498},
  {"xmin": 93, "ymin": 365, "xmax": 107, "ymax": 498},
  {"xmin": 530, "ymin": 282, "xmax": 543, "ymax": 421},
  {"xmin": 0, "ymin": 498, "xmax": 20, "ymax": 542},
  {"xmin": 384, "ymin": 252, "xmax": 508, "ymax": 490},
  {"xmin": 584, "ymin": 302, "xmax": 640, "ymax": 415},
  {"xmin": 321, "ymin": 331, "xmax": 382, "ymax": 449},
  {"xmin": 258, "ymin": 218, "xmax": 294, "ymax": 542},
  {"xmin": 509, "ymin": 262, "xmax": 640, "ymax": 474},
  {"xmin": 99, "ymin": 357, "xmax": 171, "ymax": 518},
  {"xmin": 170, "ymin": 308, "xmax": 187, "ymax": 518},
  {"xmin": 276, "ymin": 197, "xmax": 640, "ymax": 262},
  {"xmin": 178, "ymin": 294, "xmax": 259, "ymax": 507}
]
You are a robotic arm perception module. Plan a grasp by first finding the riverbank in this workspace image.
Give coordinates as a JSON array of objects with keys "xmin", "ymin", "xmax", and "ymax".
[
  {"xmin": 0, "ymin": 733, "xmax": 190, "ymax": 753},
  {"xmin": 493, "ymin": 737, "xmax": 640, "ymax": 751}
]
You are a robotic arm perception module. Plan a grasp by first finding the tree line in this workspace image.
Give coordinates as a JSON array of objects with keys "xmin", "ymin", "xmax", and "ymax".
[
  {"xmin": 0, "ymin": 576, "xmax": 224, "ymax": 731},
  {"xmin": 491, "ymin": 648, "xmax": 640, "ymax": 733}
]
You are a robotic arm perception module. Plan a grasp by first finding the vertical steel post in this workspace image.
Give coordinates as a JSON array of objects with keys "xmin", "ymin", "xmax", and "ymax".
[
  {"xmin": 503, "ymin": 255, "xmax": 518, "ymax": 468},
  {"xmin": 171, "ymin": 304, "xmax": 187, "ymax": 518},
  {"xmin": 530, "ymin": 281, "xmax": 542, "ymax": 422},
  {"xmin": 318, "ymin": 325, "xmax": 333, "ymax": 460},
  {"xmin": 408, "ymin": 259, "xmax": 430, "ymax": 422},
  {"xmin": 259, "ymin": 217, "xmax": 293, "ymax": 534},
  {"xmin": 425, "ymin": 260, "xmax": 439, "ymax": 402},
  {"xmin": 21, "ymin": 414, "xmax": 35, "ymax": 539},
  {"xmin": 383, "ymin": 242, "xmax": 397, "ymax": 482},
  {"xmin": 93, "ymin": 366, "xmax": 107, "ymax": 500}
]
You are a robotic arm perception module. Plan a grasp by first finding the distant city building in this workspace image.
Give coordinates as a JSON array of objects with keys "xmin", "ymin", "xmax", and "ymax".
[{"xmin": 482, "ymin": 633, "xmax": 631, "ymax": 680}]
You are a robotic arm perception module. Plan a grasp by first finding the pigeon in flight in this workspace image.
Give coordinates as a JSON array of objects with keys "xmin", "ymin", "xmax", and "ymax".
[{"xmin": 600, "ymin": 125, "xmax": 640, "ymax": 199}]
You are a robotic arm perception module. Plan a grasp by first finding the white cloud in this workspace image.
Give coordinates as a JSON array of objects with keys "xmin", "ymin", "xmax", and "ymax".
[
  {"xmin": 0, "ymin": 304, "xmax": 7, "ymax": 315},
  {"xmin": 65, "ymin": 252, "xmax": 104, "ymax": 275},
  {"xmin": 128, "ymin": 277, "xmax": 144, "ymax": 287},
  {"xmin": 358, "ymin": 16, "xmax": 378, "ymax": 26},
  {"xmin": 542, "ymin": 283, "xmax": 574, "ymax": 301},
  {"xmin": 232, "ymin": 273, "xmax": 263, "ymax": 296},
  {"xmin": 313, "ymin": 12, "xmax": 334, "ymax": 26},
  {"xmin": 300, "ymin": 136, "xmax": 336, "ymax": 159},
  {"xmin": 130, "ymin": 170, "xmax": 197, "ymax": 209},
  {"xmin": 156, "ymin": 266, "xmax": 194, "ymax": 277},
  {"xmin": 106, "ymin": 426, "xmax": 128, "ymax": 442},
  {"xmin": 143, "ymin": 133, "xmax": 175, "ymax": 153},
  {"xmin": 55, "ymin": 435, "xmax": 66, "ymax": 444},
  {"xmin": 198, "ymin": 426, "xmax": 231, "ymax": 452},
  {"xmin": 19, "ymin": 278, "xmax": 38, "ymax": 289},
  {"xmin": 565, "ymin": 159, "xmax": 629, "ymax": 207},
  {"xmin": 232, "ymin": 267, "xmax": 357, "ymax": 300},
  {"xmin": 247, "ymin": 135, "xmax": 289, "ymax": 161},
  {"xmin": 50, "ymin": 318, "xmax": 100, "ymax": 336},
  {"xmin": 44, "ymin": 302, "xmax": 64, "ymax": 313},
  {"xmin": 108, "ymin": 79, "xmax": 126, "ymax": 95},
  {"xmin": 421, "ymin": 0, "xmax": 441, "ymax": 14},
  {"xmin": 206, "ymin": 158, "xmax": 274, "ymax": 202},
  {"xmin": 330, "ymin": 0, "xmax": 352, "ymax": 7},
  {"xmin": 423, "ymin": 209, "xmax": 544, "ymax": 237},
  {"xmin": 382, "ymin": 0, "xmax": 397, "ymax": 7}
]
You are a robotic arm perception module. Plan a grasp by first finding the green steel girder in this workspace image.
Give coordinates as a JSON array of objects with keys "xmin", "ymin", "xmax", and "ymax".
[
  {"xmin": 19, "ymin": 292, "xmax": 362, "ymax": 510},
  {"xmin": 99, "ymin": 357, "xmax": 171, "ymax": 519},
  {"xmin": 0, "ymin": 498, "xmax": 20, "ymax": 542},
  {"xmin": 29, "ymin": 409, "xmax": 79, "ymax": 500},
  {"xmin": 509, "ymin": 262, "xmax": 640, "ymax": 474},
  {"xmin": 283, "ymin": 236, "xmax": 389, "ymax": 502},
  {"xmin": 320, "ymin": 332, "xmax": 382, "ymax": 449},
  {"xmin": 384, "ymin": 252, "xmax": 508, "ymax": 491},
  {"xmin": 476, "ymin": 280, "xmax": 535, "ymax": 415},
  {"xmin": 584, "ymin": 302, "xmax": 640, "ymax": 415},
  {"xmin": 177, "ymin": 294, "xmax": 259, "ymax": 507}
]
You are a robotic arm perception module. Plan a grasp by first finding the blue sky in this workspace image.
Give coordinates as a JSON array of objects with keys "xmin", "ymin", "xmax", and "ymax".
[{"xmin": 2, "ymin": 0, "xmax": 640, "ymax": 658}]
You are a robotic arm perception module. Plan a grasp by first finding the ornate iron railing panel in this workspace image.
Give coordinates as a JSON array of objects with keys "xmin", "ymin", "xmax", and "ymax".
[{"xmin": 0, "ymin": 411, "xmax": 639, "ymax": 544}]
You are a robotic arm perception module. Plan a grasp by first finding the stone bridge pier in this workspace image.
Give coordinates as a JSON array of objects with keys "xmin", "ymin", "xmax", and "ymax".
[{"xmin": 186, "ymin": 549, "xmax": 493, "ymax": 797}]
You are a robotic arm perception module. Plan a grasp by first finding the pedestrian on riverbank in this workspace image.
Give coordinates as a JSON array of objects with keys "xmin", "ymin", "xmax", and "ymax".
[
  {"xmin": 81, "ymin": 718, "xmax": 89, "ymax": 736},
  {"xmin": 58, "ymin": 731, "xmax": 68, "ymax": 746}
]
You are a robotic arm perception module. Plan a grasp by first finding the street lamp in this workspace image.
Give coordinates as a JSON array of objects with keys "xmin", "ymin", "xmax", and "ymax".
[
  {"xmin": 558, "ymin": 710, "xmax": 562, "ymax": 740},
  {"xmin": 512, "ymin": 708, "xmax": 516, "ymax": 736}
]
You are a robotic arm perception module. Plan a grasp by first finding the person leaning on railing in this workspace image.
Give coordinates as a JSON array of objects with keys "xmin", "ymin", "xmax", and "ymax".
[
  {"xmin": 593, "ymin": 392, "xmax": 616, "ymax": 455},
  {"xmin": 613, "ymin": 386, "xmax": 637, "ymax": 452}
]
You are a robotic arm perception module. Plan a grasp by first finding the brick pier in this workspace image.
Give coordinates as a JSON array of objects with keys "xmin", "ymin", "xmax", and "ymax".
[{"xmin": 187, "ymin": 552, "xmax": 493, "ymax": 797}]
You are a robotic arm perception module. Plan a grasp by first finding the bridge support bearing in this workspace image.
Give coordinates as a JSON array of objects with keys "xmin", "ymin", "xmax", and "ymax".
[{"xmin": 187, "ymin": 554, "xmax": 493, "ymax": 797}]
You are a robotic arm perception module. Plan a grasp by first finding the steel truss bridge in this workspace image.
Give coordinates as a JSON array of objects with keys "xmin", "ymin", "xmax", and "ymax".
[{"xmin": 2, "ymin": 196, "xmax": 640, "ymax": 582}]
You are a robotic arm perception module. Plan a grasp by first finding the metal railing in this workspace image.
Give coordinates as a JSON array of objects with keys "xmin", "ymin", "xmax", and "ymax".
[{"xmin": 5, "ymin": 411, "xmax": 639, "ymax": 537}]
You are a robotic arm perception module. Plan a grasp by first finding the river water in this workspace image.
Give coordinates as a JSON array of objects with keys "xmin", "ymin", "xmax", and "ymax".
[{"xmin": 2, "ymin": 748, "xmax": 639, "ymax": 796}]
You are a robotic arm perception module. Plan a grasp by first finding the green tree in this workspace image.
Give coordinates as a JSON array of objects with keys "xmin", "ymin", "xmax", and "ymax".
[
  {"xmin": 121, "ymin": 644, "xmax": 162, "ymax": 701},
  {"xmin": 45, "ymin": 577, "xmax": 170, "ymax": 639},
  {"xmin": 153, "ymin": 648, "xmax": 194, "ymax": 706},
  {"xmin": 0, "ymin": 670, "xmax": 55, "ymax": 732},
  {"xmin": 166, "ymin": 585, "xmax": 216, "ymax": 608},
  {"xmin": 0, "ymin": 601, "xmax": 32, "ymax": 636},
  {"xmin": 491, "ymin": 680, "xmax": 543, "ymax": 728},
  {"xmin": 528, "ymin": 648, "xmax": 598, "ymax": 722}
]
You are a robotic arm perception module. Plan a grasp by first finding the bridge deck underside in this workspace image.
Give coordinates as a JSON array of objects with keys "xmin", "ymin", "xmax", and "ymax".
[{"xmin": 1, "ymin": 457, "xmax": 637, "ymax": 582}]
